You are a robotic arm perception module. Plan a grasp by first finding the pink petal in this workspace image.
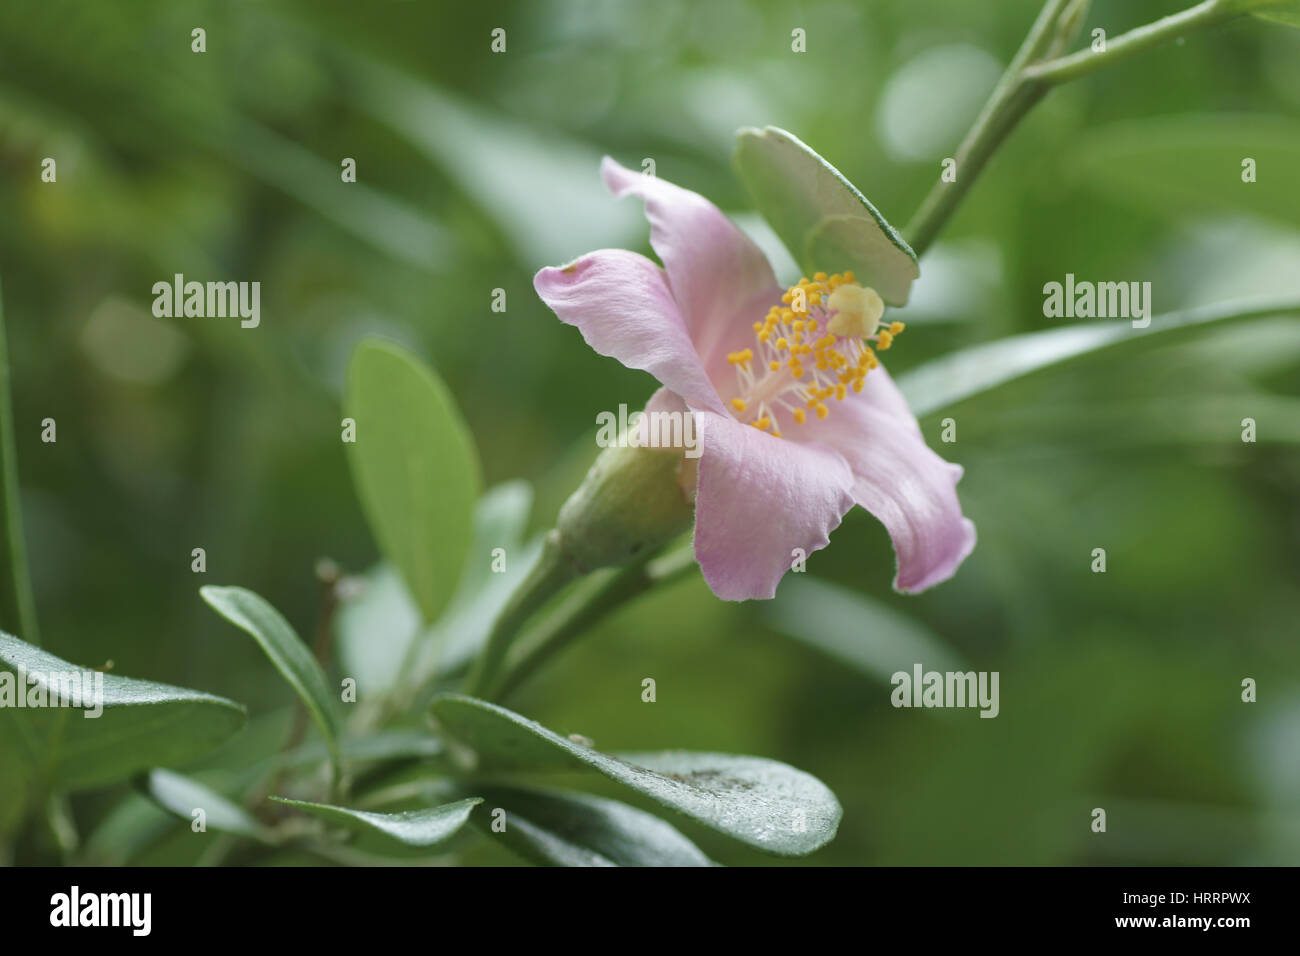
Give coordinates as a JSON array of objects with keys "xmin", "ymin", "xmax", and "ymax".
[
  {"xmin": 534, "ymin": 249, "xmax": 725, "ymax": 415},
  {"xmin": 601, "ymin": 157, "xmax": 783, "ymax": 380},
  {"xmin": 692, "ymin": 408, "xmax": 855, "ymax": 601},
  {"xmin": 798, "ymin": 367, "xmax": 976, "ymax": 593}
]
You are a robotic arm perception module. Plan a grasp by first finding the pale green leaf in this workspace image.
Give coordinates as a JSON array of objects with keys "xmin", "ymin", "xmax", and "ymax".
[
  {"xmin": 334, "ymin": 563, "xmax": 422, "ymax": 697},
  {"xmin": 199, "ymin": 586, "xmax": 342, "ymax": 783},
  {"xmin": 344, "ymin": 339, "xmax": 481, "ymax": 624},
  {"xmin": 143, "ymin": 768, "xmax": 270, "ymax": 841},
  {"xmin": 897, "ymin": 296, "xmax": 1300, "ymax": 418},
  {"xmin": 337, "ymin": 481, "xmax": 537, "ymax": 696},
  {"xmin": 734, "ymin": 126, "xmax": 918, "ymax": 305},
  {"xmin": 270, "ymin": 795, "xmax": 481, "ymax": 848},
  {"xmin": 1250, "ymin": 0, "xmax": 1300, "ymax": 28},
  {"xmin": 275, "ymin": 729, "xmax": 444, "ymax": 772},
  {"xmin": 477, "ymin": 785, "xmax": 713, "ymax": 867},
  {"xmin": 767, "ymin": 576, "xmax": 964, "ymax": 681},
  {"xmin": 429, "ymin": 480, "xmax": 539, "ymax": 678},
  {"xmin": 0, "ymin": 631, "xmax": 245, "ymax": 794},
  {"xmin": 342, "ymin": 55, "xmax": 643, "ymax": 267},
  {"xmin": 433, "ymin": 695, "xmax": 842, "ymax": 856}
]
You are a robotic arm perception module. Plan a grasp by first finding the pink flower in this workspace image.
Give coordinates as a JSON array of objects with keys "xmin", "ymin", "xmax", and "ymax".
[{"xmin": 534, "ymin": 158, "xmax": 975, "ymax": 600}]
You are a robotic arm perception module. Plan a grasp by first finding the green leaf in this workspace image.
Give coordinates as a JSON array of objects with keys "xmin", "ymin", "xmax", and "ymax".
[
  {"xmin": 344, "ymin": 339, "xmax": 482, "ymax": 625},
  {"xmin": 767, "ymin": 576, "xmax": 964, "ymax": 682},
  {"xmin": 340, "ymin": 53, "xmax": 643, "ymax": 268},
  {"xmin": 477, "ymin": 785, "xmax": 713, "ymax": 867},
  {"xmin": 334, "ymin": 563, "xmax": 422, "ymax": 697},
  {"xmin": 430, "ymin": 480, "xmax": 539, "ymax": 677},
  {"xmin": 276, "ymin": 729, "xmax": 444, "ymax": 772},
  {"xmin": 734, "ymin": 126, "xmax": 918, "ymax": 305},
  {"xmin": 432, "ymin": 695, "xmax": 842, "ymax": 856},
  {"xmin": 142, "ymin": 769, "xmax": 270, "ymax": 842},
  {"xmin": 0, "ymin": 631, "xmax": 245, "ymax": 793},
  {"xmin": 83, "ymin": 729, "xmax": 445, "ymax": 863},
  {"xmin": 897, "ymin": 296, "xmax": 1300, "ymax": 419},
  {"xmin": 1258, "ymin": 9, "xmax": 1300, "ymax": 27},
  {"xmin": 335, "ymin": 481, "xmax": 537, "ymax": 697},
  {"xmin": 1245, "ymin": 0, "xmax": 1300, "ymax": 28},
  {"xmin": 81, "ymin": 792, "xmax": 176, "ymax": 866},
  {"xmin": 199, "ymin": 586, "xmax": 342, "ymax": 784},
  {"xmin": 1069, "ymin": 115, "xmax": 1300, "ymax": 226},
  {"xmin": 0, "ymin": 283, "xmax": 38, "ymax": 645},
  {"xmin": 270, "ymin": 795, "xmax": 481, "ymax": 848},
  {"xmin": 964, "ymin": 393, "xmax": 1300, "ymax": 448},
  {"xmin": 225, "ymin": 121, "xmax": 454, "ymax": 273}
]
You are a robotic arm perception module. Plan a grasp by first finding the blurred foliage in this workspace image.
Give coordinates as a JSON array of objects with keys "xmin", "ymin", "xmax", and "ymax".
[{"xmin": 1, "ymin": 0, "xmax": 1298, "ymax": 864}]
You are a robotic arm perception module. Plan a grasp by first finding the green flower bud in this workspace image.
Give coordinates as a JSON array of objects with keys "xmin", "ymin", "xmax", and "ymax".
[{"xmin": 554, "ymin": 442, "xmax": 696, "ymax": 573}]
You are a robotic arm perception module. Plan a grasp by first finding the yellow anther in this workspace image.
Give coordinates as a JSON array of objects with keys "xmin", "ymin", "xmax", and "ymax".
[{"xmin": 726, "ymin": 272, "xmax": 904, "ymax": 432}]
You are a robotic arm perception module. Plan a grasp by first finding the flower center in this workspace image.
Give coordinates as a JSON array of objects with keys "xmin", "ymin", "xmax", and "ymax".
[{"xmin": 725, "ymin": 272, "xmax": 904, "ymax": 437}]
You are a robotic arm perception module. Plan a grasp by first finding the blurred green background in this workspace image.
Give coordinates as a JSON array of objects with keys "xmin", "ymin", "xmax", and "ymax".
[{"xmin": 2, "ymin": 0, "xmax": 1299, "ymax": 864}]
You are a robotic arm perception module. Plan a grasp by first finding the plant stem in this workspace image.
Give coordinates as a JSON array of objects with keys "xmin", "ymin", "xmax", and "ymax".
[
  {"xmin": 0, "ymin": 281, "xmax": 40, "ymax": 645},
  {"xmin": 905, "ymin": 80, "xmax": 1049, "ymax": 260},
  {"xmin": 463, "ymin": 530, "xmax": 577, "ymax": 698},
  {"xmin": 904, "ymin": 0, "xmax": 1244, "ymax": 258},
  {"xmin": 904, "ymin": 0, "xmax": 1074, "ymax": 257},
  {"xmin": 1022, "ymin": 0, "xmax": 1242, "ymax": 85},
  {"xmin": 491, "ymin": 541, "xmax": 697, "ymax": 702}
]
